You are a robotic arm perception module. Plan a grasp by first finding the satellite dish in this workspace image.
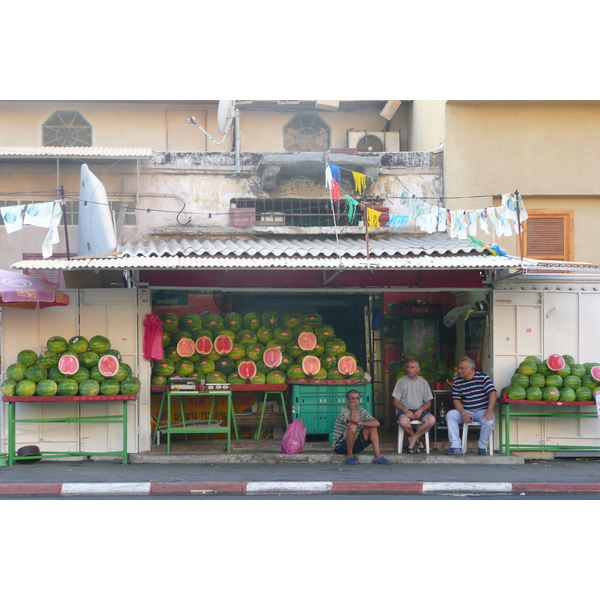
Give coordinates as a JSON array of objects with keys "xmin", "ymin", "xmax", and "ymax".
[{"xmin": 217, "ymin": 100, "xmax": 235, "ymax": 135}]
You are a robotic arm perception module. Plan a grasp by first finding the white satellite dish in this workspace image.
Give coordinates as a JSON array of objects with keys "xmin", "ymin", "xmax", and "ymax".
[{"xmin": 217, "ymin": 100, "xmax": 235, "ymax": 135}]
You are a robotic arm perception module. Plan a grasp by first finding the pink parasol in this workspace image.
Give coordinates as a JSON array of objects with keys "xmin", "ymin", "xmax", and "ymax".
[{"xmin": 0, "ymin": 269, "xmax": 70, "ymax": 309}]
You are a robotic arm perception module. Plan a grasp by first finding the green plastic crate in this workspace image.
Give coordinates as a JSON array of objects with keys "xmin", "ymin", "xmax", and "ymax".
[{"xmin": 290, "ymin": 384, "xmax": 373, "ymax": 442}]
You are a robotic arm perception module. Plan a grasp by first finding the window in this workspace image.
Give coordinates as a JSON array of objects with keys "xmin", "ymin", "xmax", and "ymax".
[
  {"xmin": 283, "ymin": 113, "xmax": 330, "ymax": 152},
  {"xmin": 43, "ymin": 110, "xmax": 92, "ymax": 147},
  {"xmin": 522, "ymin": 210, "xmax": 574, "ymax": 261}
]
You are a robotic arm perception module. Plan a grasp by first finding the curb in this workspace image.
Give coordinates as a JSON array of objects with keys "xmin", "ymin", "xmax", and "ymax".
[{"xmin": 2, "ymin": 481, "xmax": 600, "ymax": 496}]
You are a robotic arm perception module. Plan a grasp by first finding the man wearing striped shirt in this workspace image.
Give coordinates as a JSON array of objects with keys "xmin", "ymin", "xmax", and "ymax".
[{"xmin": 445, "ymin": 357, "xmax": 497, "ymax": 455}]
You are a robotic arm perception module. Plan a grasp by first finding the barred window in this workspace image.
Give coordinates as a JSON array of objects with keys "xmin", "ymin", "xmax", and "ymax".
[
  {"xmin": 43, "ymin": 110, "xmax": 92, "ymax": 147},
  {"xmin": 283, "ymin": 113, "xmax": 330, "ymax": 152}
]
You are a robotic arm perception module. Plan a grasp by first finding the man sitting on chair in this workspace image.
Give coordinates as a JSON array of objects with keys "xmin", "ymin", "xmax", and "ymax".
[{"xmin": 392, "ymin": 359, "xmax": 435, "ymax": 453}]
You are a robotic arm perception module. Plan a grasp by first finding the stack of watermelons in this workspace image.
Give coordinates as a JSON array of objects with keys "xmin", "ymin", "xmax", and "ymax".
[
  {"xmin": 1, "ymin": 335, "xmax": 140, "ymax": 398},
  {"xmin": 502, "ymin": 354, "xmax": 600, "ymax": 402},
  {"xmin": 152, "ymin": 310, "xmax": 367, "ymax": 386}
]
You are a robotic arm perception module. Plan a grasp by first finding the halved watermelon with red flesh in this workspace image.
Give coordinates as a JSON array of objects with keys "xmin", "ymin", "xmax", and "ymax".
[
  {"xmin": 195, "ymin": 335, "xmax": 213, "ymax": 355},
  {"xmin": 298, "ymin": 331, "xmax": 317, "ymax": 351},
  {"xmin": 337, "ymin": 354, "xmax": 358, "ymax": 376},
  {"xmin": 98, "ymin": 354, "xmax": 120, "ymax": 377},
  {"xmin": 238, "ymin": 360, "xmax": 258, "ymax": 381},
  {"xmin": 263, "ymin": 347, "xmax": 283, "ymax": 368},
  {"xmin": 214, "ymin": 334, "xmax": 234, "ymax": 355},
  {"xmin": 176, "ymin": 337, "xmax": 196, "ymax": 357},
  {"xmin": 301, "ymin": 355, "xmax": 321, "ymax": 376},
  {"xmin": 590, "ymin": 365, "xmax": 600, "ymax": 383},
  {"xmin": 58, "ymin": 354, "xmax": 80, "ymax": 376},
  {"xmin": 547, "ymin": 354, "xmax": 566, "ymax": 372}
]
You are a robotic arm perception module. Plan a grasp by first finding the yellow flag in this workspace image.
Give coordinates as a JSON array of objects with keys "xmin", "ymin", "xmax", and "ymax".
[
  {"xmin": 353, "ymin": 171, "xmax": 367, "ymax": 194},
  {"xmin": 366, "ymin": 207, "xmax": 382, "ymax": 228}
]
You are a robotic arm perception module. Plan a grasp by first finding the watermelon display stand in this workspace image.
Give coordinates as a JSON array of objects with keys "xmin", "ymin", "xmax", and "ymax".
[
  {"xmin": 2, "ymin": 395, "xmax": 136, "ymax": 466},
  {"xmin": 498, "ymin": 397, "xmax": 598, "ymax": 456}
]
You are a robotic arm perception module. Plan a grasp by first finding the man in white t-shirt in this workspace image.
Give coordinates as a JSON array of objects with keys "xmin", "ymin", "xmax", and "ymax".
[{"xmin": 392, "ymin": 359, "xmax": 435, "ymax": 453}]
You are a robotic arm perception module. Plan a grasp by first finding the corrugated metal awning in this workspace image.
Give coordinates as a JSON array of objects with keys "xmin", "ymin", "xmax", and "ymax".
[
  {"xmin": 11, "ymin": 234, "xmax": 600, "ymax": 273},
  {"xmin": 0, "ymin": 146, "xmax": 153, "ymax": 159}
]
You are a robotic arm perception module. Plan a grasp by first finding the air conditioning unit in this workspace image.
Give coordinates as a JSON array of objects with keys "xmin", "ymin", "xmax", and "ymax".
[
  {"xmin": 347, "ymin": 130, "xmax": 400, "ymax": 152},
  {"xmin": 316, "ymin": 100, "xmax": 339, "ymax": 111}
]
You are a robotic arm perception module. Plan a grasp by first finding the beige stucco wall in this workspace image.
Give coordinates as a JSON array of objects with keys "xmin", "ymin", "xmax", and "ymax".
[{"xmin": 407, "ymin": 100, "xmax": 446, "ymax": 152}]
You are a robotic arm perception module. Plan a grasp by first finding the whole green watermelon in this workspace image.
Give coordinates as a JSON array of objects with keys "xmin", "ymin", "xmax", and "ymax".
[
  {"xmin": 88, "ymin": 335, "xmax": 111, "ymax": 354},
  {"xmin": 72, "ymin": 367, "xmax": 90, "ymax": 384},
  {"xmin": 563, "ymin": 375, "xmax": 582, "ymax": 389},
  {"xmin": 25, "ymin": 365, "xmax": 48, "ymax": 384},
  {"xmin": 17, "ymin": 349, "xmax": 38, "ymax": 368},
  {"xmin": 559, "ymin": 387, "xmax": 576, "ymax": 402},
  {"xmin": 15, "ymin": 379, "xmax": 37, "ymax": 396},
  {"xmin": 507, "ymin": 385, "xmax": 526, "ymax": 400},
  {"xmin": 545, "ymin": 374, "xmax": 563, "ymax": 388},
  {"xmin": 511, "ymin": 373, "xmax": 529, "ymax": 388},
  {"xmin": 518, "ymin": 360, "xmax": 537, "ymax": 375},
  {"xmin": 79, "ymin": 379, "xmax": 100, "ymax": 396},
  {"xmin": 100, "ymin": 379, "xmax": 120, "ymax": 395},
  {"xmin": 529, "ymin": 373, "xmax": 546, "ymax": 388},
  {"xmin": 79, "ymin": 351, "xmax": 100, "ymax": 369},
  {"xmin": 37, "ymin": 379, "xmax": 58, "ymax": 397},
  {"xmin": 576, "ymin": 386, "xmax": 593, "ymax": 401},
  {"xmin": 7, "ymin": 363, "xmax": 27, "ymax": 382},
  {"xmin": 120, "ymin": 378, "xmax": 141, "ymax": 395},
  {"xmin": 526, "ymin": 386, "xmax": 543, "ymax": 401},
  {"xmin": 46, "ymin": 336, "xmax": 68, "ymax": 354},
  {"xmin": 570, "ymin": 364, "xmax": 587, "ymax": 378},
  {"xmin": 1, "ymin": 379, "xmax": 17, "ymax": 396},
  {"xmin": 542, "ymin": 386, "xmax": 560, "ymax": 401},
  {"xmin": 57, "ymin": 378, "xmax": 78, "ymax": 396},
  {"xmin": 38, "ymin": 351, "xmax": 59, "ymax": 369},
  {"xmin": 68, "ymin": 336, "xmax": 89, "ymax": 354},
  {"xmin": 536, "ymin": 362, "xmax": 552, "ymax": 377}
]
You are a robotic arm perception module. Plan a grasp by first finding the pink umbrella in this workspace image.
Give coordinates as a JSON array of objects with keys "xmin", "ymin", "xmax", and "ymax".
[{"xmin": 0, "ymin": 269, "xmax": 70, "ymax": 309}]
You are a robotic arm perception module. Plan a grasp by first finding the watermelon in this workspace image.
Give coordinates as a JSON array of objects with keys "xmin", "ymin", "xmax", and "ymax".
[
  {"xmin": 164, "ymin": 347, "xmax": 182, "ymax": 362},
  {"xmin": 524, "ymin": 355, "xmax": 542, "ymax": 365},
  {"xmin": 214, "ymin": 334, "xmax": 235, "ymax": 355},
  {"xmin": 203, "ymin": 314, "xmax": 224, "ymax": 332},
  {"xmin": 46, "ymin": 336, "xmax": 68, "ymax": 354},
  {"xmin": 79, "ymin": 379, "xmax": 100, "ymax": 396},
  {"xmin": 337, "ymin": 354, "xmax": 358, "ymax": 376},
  {"xmin": 556, "ymin": 364, "xmax": 571, "ymax": 378},
  {"xmin": 98, "ymin": 379, "xmax": 120, "ymax": 395},
  {"xmin": 7, "ymin": 363, "xmax": 27, "ymax": 382},
  {"xmin": 153, "ymin": 359, "xmax": 175, "ymax": 377},
  {"xmin": 286, "ymin": 365, "xmax": 306, "ymax": 380},
  {"xmin": 261, "ymin": 311, "xmax": 279, "ymax": 328},
  {"xmin": 266, "ymin": 370, "xmax": 287, "ymax": 385},
  {"xmin": 585, "ymin": 362, "xmax": 600, "ymax": 374},
  {"xmin": 15, "ymin": 379, "xmax": 37, "ymax": 396},
  {"xmin": 17, "ymin": 350, "xmax": 38, "ymax": 368},
  {"xmin": 228, "ymin": 344, "xmax": 246, "ymax": 361},
  {"xmin": 196, "ymin": 359, "xmax": 216, "ymax": 375},
  {"xmin": 38, "ymin": 351, "xmax": 59, "ymax": 369},
  {"xmin": 178, "ymin": 313, "xmax": 203, "ymax": 332},
  {"xmin": 68, "ymin": 336, "xmax": 89, "ymax": 354},
  {"xmin": 176, "ymin": 337, "xmax": 196, "ymax": 357},
  {"xmin": 590, "ymin": 365, "xmax": 600, "ymax": 383},
  {"xmin": 273, "ymin": 327, "xmax": 293, "ymax": 343},
  {"xmin": 312, "ymin": 367, "xmax": 329, "ymax": 380},
  {"xmin": 161, "ymin": 332, "xmax": 172, "ymax": 347},
  {"xmin": 1, "ymin": 379, "xmax": 17, "ymax": 396},
  {"xmin": 563, "ymin": 375, "xmax": 582, "ymax": 389},
  {"xmin": 249, "ymin": 372, "xmax": 266, "ymax": 385},
  {"xmin": 236, "ymin": 329, "xmax": 258, "ymax": 346},
  {"xmin": 315, "ymin": 325, "xmax": 335, "ymax": 339},
  {"xmin": 320, "ymin": 352, "xmax": 338, "ymax": 369},
  {"xmin": 37, "ymin": 379, "xmax": 58, "ymax": 397},
  {"xmin": 326, "ymin": 338, "xmax": 347, "ymax": 356},
  {"xmin": 195, "ymin": 335, "xmax": 213, "ymax": 355},
  {"xmin": 266, "ymin": 339, "xmax": 285, "ymax": 351},
  {"xmin": 542, "ymin": 386, "xmax": 560, "ymax": 401},
  {"xmin": 593, "ymin": 386, "xmax": 600, "ymax": 398},
  {"xmin": 351, "ymin": 366, "xmax": 365, "ymax": 380},
  {"xmin": 242, "ymin": 312, "xmax": 260, "ymax": 331},
  {"xmin": 506, "ymin": 385, "xmax": 526, "ymax": 400},
  {"xmin": 281, "ymin": 313, "xmax": 302, "ymax": 329},
  {"xmin": 98, "ymin": 354, "xmax": 120, "ymax": 377},
  {"xmin": 25, "ymin": 365, "xmax": 48, "ymax": 383},
  {"xmin": 227, "ymin": 373, "xmax": 246, "ymax": 384},
  {"xmin": 518, "ymin": 360, "xmax": 538, "ymax": 376},
  {"xmin": 545, "ymin": 374, "xmax": 563, "ymax": 388},
  {"xmin": 301, "ymin": 355, "xmax": 321, "ymax": 376},
  {"xmin": 224, "ymin": 312, "xmax": 243, "ymax": 332},
  {"xmin": 327, "ymin": 369, "xmax": 345, "ymax": 380},
  {"xmin": 263, "ymin": 347, "xmax": 283, "ymax": 368},
  {"xmin": 559, "ymin": 387, "xmax": 576, "ymax": 402},
  {"xmin": 175, "ymin": 360, "xmax": 195, "ymax": 377},
  {"xmin": 279, "ymin": 354, "xmax": 294, "ymax": 371},
  {"xmin": 151, "ymin": 375, "xmax": 169, "ymax": 387},
  {"xmin": 120, "ymin": 378, "xmax": 141, "ymax": 395},
  {"xmin": 57, "ymin": 378, "xmax": 78, "ymax": 396},
  {"xmin": 72, "ymin": 367, "xmax": 91, "ymax": 384},
  {"xmin": 562, "ymin": 355, "xmax": 576, "ymax": 366},
  {"xmin": 160, "ymin": 313, "xmax": 179, "ymax": 332},
  {"xmin": 311, "ymin": 339, "xmax": 325, "ymax": 356},
  {"xmin": 286, "ymin": 342, "xmax": 305, "ymax": 359},
  {"xmin": 536, "ymin": 362, "xmax": 552, "ymax": 377},
  {"xmin": 171, "ymin": 330, "xmax": 193, "ymax": 344},
  {"xmin": 206, "ymin": 371, "xmax": 227, "ymax": 384},
  {"xmin": 102, "ymin": 349, "xmax": 122, "ymax": 361},
  {"xmin": 576, "ymin": 386, "xmax": 593, "ymax": 401},
  {"xmin": 303, "ymin": 313, "xmax": 322, "ymax": 325},
  {"xmin": 255, "ymin": 360, "xmax": 270, "ymax": 374},
  {"xmin": 89, "ymin": 365, "xmax": 106, "ymax": 382},
  {"xmin": 238, "ymin": 360, "xmax": 258, "ymax": 380},
  {"xmin": 215, "ymin": 357, "xmax": 236, "ymax": 375},
  {"xmin": 511, "ymin": 373, "xmax": 530, "ymax": 388},
  {"xmin": 526, "ymin": 386, "xmax": 543, "ymax": 401},
  {"xmin": 529, "ymin": 373, "xmax": 546, "ymax": 389},
  {"xmin": 215, "ymin": 329, "xmax": 236, "ymax": 342},
  {"xmin": 547, "ymin": 354, "xmax": 566, "ymax": 372},
  {"xmin": 79, "ymin": 351, "xmax": 100, "ymax": 369},
  {"xmin": 570, "ymin": 364, "xmax": 587, "ymax": 378},
  {"xmin": 114, "ymin": 363, "xmax": 132, "ymax": 382},
  {"xmin": 298, "ymin": 331, "xmax": 317, "ymax": 351},
  {"xmin": 257, "ymin": 328, "xmax": 273, "ymax": 344},
  {"xmin": 581, "ymin": 374, "xmax": 597, "ymax": 390},
  {"xmin": 293, "ymin": 324, "xmax": 313, "ymax": 337}
]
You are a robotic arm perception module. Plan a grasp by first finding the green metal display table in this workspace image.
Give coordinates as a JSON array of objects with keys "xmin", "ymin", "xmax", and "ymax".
[
  {"xmin": 2, "ymin": 395, "xmax": 134, "ymax": 466},
  {"xmin": 499, "ymin": 398, "xmax": 599, "ymax": 455}
]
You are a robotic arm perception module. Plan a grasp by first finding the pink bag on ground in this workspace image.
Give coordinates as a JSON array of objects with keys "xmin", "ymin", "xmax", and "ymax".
[{"xmin": 281, "ymin": 419, "xmax": 306, "ymax": 454}]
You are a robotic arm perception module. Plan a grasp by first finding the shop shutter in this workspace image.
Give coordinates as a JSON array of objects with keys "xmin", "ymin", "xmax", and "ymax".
[{"xmin": 522, "ymin": 210, "xmax": 574, "ymax": 261}]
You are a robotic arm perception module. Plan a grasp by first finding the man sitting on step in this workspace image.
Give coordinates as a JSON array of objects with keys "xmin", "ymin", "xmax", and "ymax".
[{"xmin": 332, "ymin": 389, "xmax": 391, "ymax": 465}]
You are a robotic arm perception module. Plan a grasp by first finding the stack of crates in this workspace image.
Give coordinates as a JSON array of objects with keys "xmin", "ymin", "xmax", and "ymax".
[{"xmin": 290, "ymin": 383, "xmax": 373, "ymax": 443}]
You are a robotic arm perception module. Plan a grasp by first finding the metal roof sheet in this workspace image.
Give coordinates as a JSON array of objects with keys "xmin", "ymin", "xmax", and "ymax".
[
  {"xmin": 12, "ymin": 233, "xmax": 600, "ymax": 273},
  {"xmin": 0, "ymin": 146, "xmax": 153, "ymax": 159}
]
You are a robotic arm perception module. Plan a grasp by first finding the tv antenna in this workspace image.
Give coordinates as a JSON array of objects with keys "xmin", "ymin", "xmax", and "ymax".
[{"xmin": 185, "ymin": 100, "xmax": 241, "ymax": 175}]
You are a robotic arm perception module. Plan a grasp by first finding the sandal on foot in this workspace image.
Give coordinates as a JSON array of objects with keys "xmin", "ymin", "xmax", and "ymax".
[
  {"xmin": 407, "ymin": 446, "xmax": 419, "ymax": 454},
  {"xmin": 417, "ymin": 439, "xmax": 425, "ymax": 451}
]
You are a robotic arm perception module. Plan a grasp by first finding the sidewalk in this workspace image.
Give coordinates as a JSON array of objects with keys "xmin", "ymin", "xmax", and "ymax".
[{"xmin": 2, "ymin": 441, "xmax": 600, "ymax": 496}]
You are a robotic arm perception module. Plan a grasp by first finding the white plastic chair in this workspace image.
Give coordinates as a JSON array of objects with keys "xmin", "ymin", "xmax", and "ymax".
[
  {"xmin": 398, "ymin": 420, "xmax": 430, "ymax": 454},
  {"xmin": 461, "ymin": 422, "xmax": 494, "ymax": 455}
]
